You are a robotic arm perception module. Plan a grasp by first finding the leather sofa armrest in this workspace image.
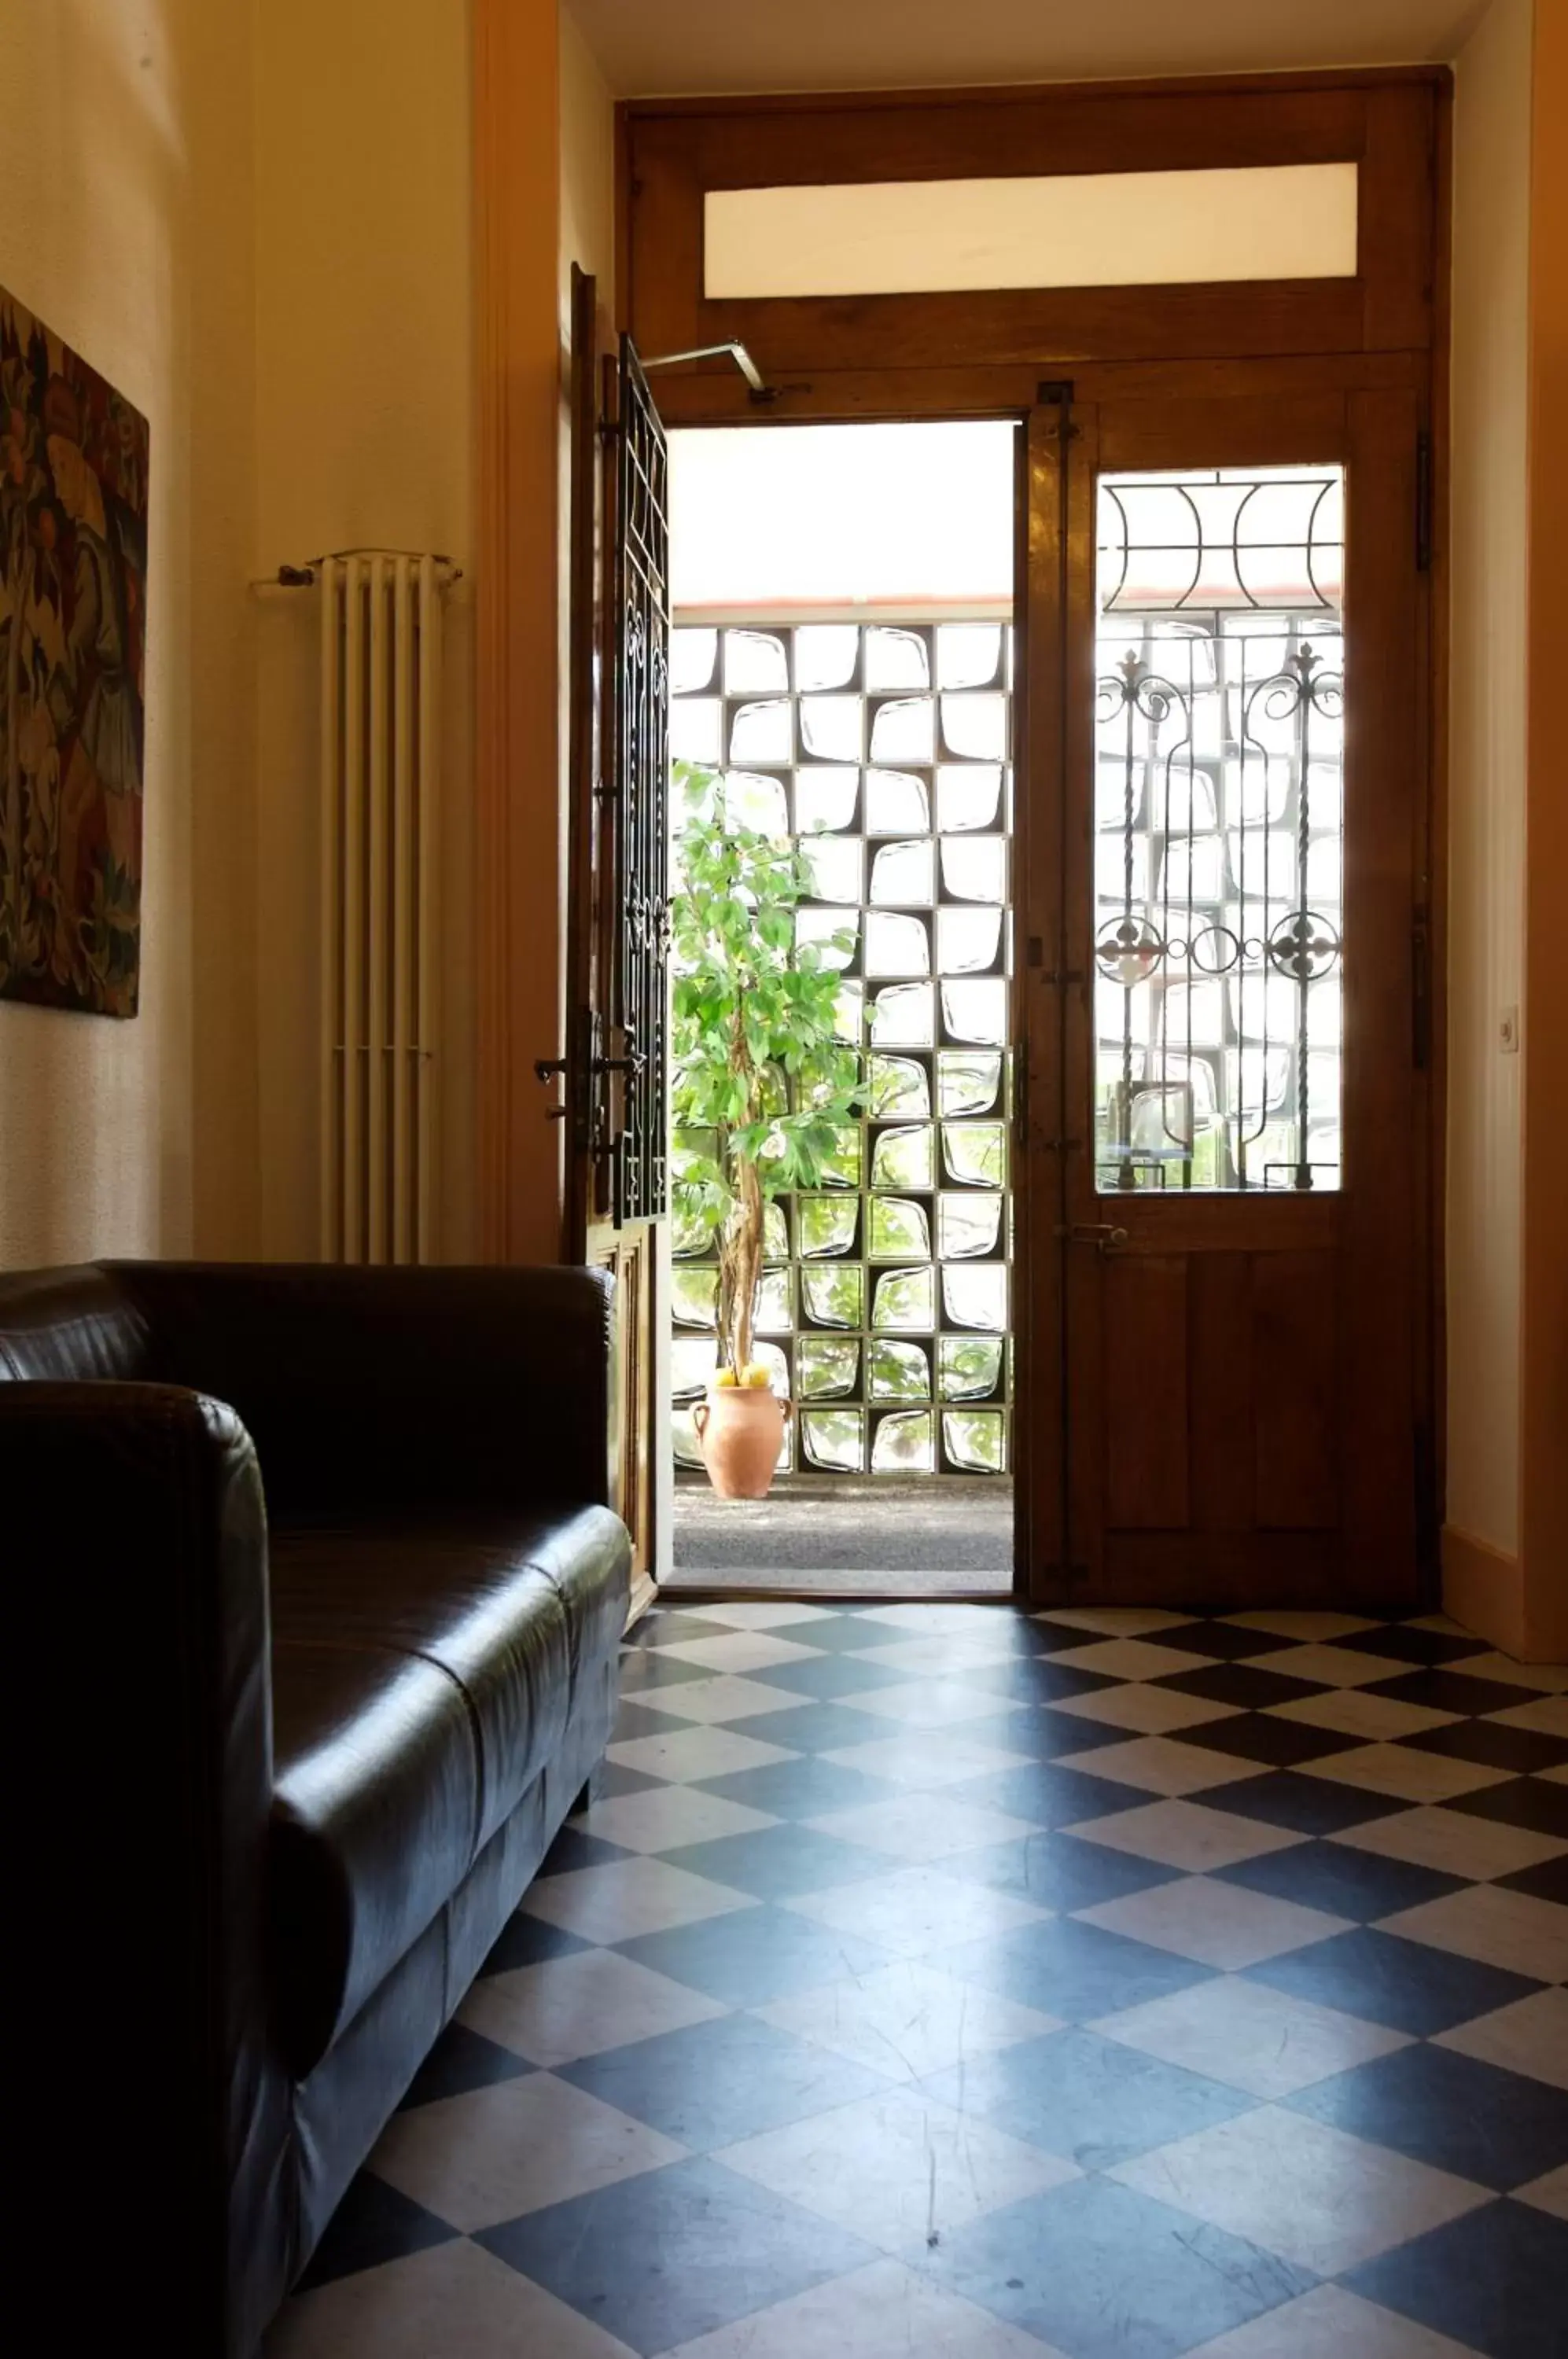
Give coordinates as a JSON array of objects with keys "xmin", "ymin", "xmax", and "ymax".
[
  {"xmin": 2, "ymin": 1381, "xmax": 289, "ymax": 2353},
  {"xmin": 102, "ymin": 1260, "xmax": 619, "ymax": 1521}
]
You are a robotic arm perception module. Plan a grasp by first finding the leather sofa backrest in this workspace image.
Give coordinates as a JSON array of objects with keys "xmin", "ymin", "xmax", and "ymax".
[{"xmin": 0, "ymin": 1264, "xmax": 150, "ymax": 1383}]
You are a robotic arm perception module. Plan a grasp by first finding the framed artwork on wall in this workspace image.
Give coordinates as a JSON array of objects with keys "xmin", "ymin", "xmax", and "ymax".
[{"xmin": 0, "ymin": 283, "xmax": 149, "ymax": 1017}]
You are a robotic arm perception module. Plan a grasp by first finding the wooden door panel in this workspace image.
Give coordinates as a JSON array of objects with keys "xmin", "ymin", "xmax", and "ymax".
[{"xmin": 1040, "ymin": 371, "xmax": 1427, "ymax": 1611}]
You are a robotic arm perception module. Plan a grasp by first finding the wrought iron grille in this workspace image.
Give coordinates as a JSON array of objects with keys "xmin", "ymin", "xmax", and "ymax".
[
  {"xmin": 1093, "ymin": 468, "xmax": 1345, "ymax": 1193},
  {"xmin": 668, "ymin": 618, "xmax": 1014, "ymax": 1478},
  {"xmin": 609, "ymin": 339, "xmax": 671, "ymax": 1225}
]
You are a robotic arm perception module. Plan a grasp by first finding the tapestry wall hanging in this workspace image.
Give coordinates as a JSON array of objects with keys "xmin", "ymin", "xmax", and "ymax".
[{"xmin": 1, "ymin": 283, "xmax": 149, "ymax": 1016}]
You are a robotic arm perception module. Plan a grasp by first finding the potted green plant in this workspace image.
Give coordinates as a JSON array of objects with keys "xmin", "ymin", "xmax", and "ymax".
[{"xmin": 671, "ymin": 762, "xmax": 863, "ymax": 1498}]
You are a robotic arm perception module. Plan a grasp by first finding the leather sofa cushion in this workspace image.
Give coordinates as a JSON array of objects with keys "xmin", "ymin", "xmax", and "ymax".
[{"xmin": 268, "ymin": 1506, "xmax": 629, "ymax": 2071}]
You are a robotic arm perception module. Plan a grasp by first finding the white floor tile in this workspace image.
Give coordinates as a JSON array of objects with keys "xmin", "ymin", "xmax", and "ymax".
[
  {"xmin": 367, "ymin": 2073, "xmax": 685, "ymax": 2232},
  {"xmin": 1516, "ymin": 2163, "xmax": 1568, "ymax": 2221},
  {"xmin": 1376, "ymin": 1882, "xmax": 1568, "ymax": 1982},
  {"xmin": 1330, "ymin": 1805, "xmax": 1568, "ymax": 1882},
  {"xmin": 263, "ymin": 2238, "xmax": 640, "ymax": 2359},
  {"xmin": 1092, "ymin": 1974, "xmax": 1411, "ymax": 2099},
  {"xmin": 856, "ymin": 1633, "xmax": 1029, "ymax": 1674},
  {"xmin": 716, "ymin": 2085, "xmax": 1077, "ymax": 2253},
  {"xmin": 662, "ymin": 2257, "xmax": 1070, "ymax": 2359},
  {"xmin": 834, "ymin": 1680, "xmax": 1027, "ymax": 1729},
  {"xmin": 757, "ymin": 1958, "xmax": 1059, "ymax": 2082},
  {"xmin": 457, "ymin": 1946, "xmax": 727, "ymax": 2066},
  {"xmin": 784, "ymin": 1862, "xmax": 1050, "ymax": 1956},
  {"xmin": 1110, "ymin": 2105, "xmax": 1490, "ymax": 2276},
  {"xmin": 1485, "ymin": 1697, "xmax": 1568, "ymax": 1737},
  {"xmin": 806, "ymin": 1791, "xmax": 1038, "ymax": 1861},
  {"xmin": 1051, "ymin": 1684, "xmax": 1245, "ymax": 1736},
  {"xmin": 1298, "ymin": 1745, "xmax": 1513, "ymax": 1805},
  {"xmin": 606, "ymin": 1725, "xmax": 797, "ymax": 1783},
  {"xmin": 857, "ymin": 1604, "xmax": 1026, "ymax": 1632},
  {"xmin": 1047, "ymin": 1637, "xmax": 1220, "ymax": 1682},
  {"xmin": 1055, "ymin": 1735, "xmax": 1255, "ymax": 1798},
  {"xmin": 1077, "ymin": 1874, "xmax": 1351, "ymax": 1970},
  {"xmin": 628, "ymin": 1675, "xmax": 814, "ymax": 1725},
  {"xmin": 1220, "ymin": 1612, "xmax": 1380, "ymax": 1641},
  {"xmin": 1450, "ymin": 1651, "xmax": 1568, "ymax": 1694},
  {"xmin": 1183, "ymin": 2281, "xmax": 1482, "ymax": 2357},
  {"xmin": 1243, "ymin": 1644, "xmax": 1409, "ymax": 1688},
  {"xmin": 1540, "ymin": 1764, "xmax": 1568, "ymax": 1786},
  {"xmin": 1267, "ymin": 1691, "xmax": 1461, "ymax": 1743},
  {"xmin": 578, "ymin": 1786, "xmax": 778, "ymax": 1854},
  {"xmin": 646, "ymin": 1630, "xmax": 825, "ymax": 1673},
  {"xmin": 677, "ymin": 1601, "xmax": 839, "ymax": 1629},
  {"xmin": 521, "ymin": 1857, "xmax": 756, "ymax": 1942},
  {"xmin": 1435, "ymin": 1988, "xmax": 1568, "ymax": 2089},
  {"xmin": 1036, "ymin": 1607, "xmax": 1195, "ymax": 1637},
  {"xmin": 821, "ymin": 1732, "xmax": 1032, "ymax": 1789},
  {"xmin": 1064, "ymin": 1798, "xmax": 1306, "ymax": 1872}
]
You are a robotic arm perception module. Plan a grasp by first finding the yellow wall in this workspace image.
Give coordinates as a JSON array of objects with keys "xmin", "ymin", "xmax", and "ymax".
[
  {"xmin": 0, "ymin": 0, "xmax": 260, "ymax": 1267},
  {"xmin": 252, "ymin": 0, "xmax": 477, "ymax": 1262},
  {"xmin": 1445, "ymin": 0, "xmax": 1531, "ymax": 1569}
]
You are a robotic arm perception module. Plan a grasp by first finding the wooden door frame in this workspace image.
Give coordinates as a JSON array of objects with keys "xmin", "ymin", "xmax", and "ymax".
[{"xmin": 610, "ymin": 64, "xmax": 1449, "ymax": 1599}]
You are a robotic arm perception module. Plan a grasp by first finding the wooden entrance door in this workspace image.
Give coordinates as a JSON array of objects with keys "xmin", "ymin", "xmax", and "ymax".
[
  {"xmin": 561, "ymin": 267, "xmax": 672, "ymax": 1605},
  {"xmin": 1019, "ymin": 373, "xmax": 1430, "ymax": 1610}
]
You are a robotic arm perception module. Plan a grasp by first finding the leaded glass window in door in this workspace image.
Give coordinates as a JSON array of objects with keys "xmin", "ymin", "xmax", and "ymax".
[{"xmin": 1093, "ymin": 468, "xmax": 1345, "ymax": 1192}]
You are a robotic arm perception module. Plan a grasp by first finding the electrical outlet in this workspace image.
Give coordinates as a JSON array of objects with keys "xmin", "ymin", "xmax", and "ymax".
[{"xmin": 1499, "ymin": 1005, "xmax": 1520, "ymax": 1054}]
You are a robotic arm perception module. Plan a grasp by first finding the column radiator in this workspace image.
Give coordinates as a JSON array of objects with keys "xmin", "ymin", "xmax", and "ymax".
[{"xmin": 316, "ymin": 551, "xmax": 445, "ymax": 1264}]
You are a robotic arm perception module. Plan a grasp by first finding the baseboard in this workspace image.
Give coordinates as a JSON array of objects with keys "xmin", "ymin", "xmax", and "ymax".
[
  {"xmin": 626, "ymin": 1569, "xmax": 659, "ymax": 1631},
  {"xmin": 1442, "ymin": 1525, "xmax": 1526, "ymax": 1658}
]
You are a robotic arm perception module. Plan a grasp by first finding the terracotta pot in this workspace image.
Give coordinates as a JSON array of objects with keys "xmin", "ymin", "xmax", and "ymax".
[{"xmin": 693, "ymin": 1385, "xmax": 790, "ymax": 1500}]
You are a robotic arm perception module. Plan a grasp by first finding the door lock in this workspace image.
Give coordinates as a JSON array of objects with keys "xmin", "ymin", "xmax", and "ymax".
[{"xmin": 1056, "ymin": 1222, "xmax": 1128, "ymax": 1253}]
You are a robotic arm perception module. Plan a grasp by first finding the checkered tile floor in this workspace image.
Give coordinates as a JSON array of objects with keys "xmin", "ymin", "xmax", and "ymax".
[{"xmin": 266, "ymin": 1603, "xmax": 1568, "ymax": 2359}]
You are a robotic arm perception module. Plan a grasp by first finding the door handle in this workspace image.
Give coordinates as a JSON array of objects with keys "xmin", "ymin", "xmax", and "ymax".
[{"xmin": 1056, "ymin": 1222, "xmax": 1129, "ymax": 1253}]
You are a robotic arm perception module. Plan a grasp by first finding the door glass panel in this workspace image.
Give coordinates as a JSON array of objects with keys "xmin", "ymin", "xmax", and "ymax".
[{"xmin": 1093, "ymin": 466, "xmax": 1345, "ymax": 1193}]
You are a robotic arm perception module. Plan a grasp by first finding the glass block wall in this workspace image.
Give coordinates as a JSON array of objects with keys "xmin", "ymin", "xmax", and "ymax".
[{"xmin": 669, "ymin": 619, "xmax": 1014, "ymax": 1479}]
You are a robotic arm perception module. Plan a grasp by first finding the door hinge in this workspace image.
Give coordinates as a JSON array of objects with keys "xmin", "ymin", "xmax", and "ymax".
[
  {"xmin": 1412, "ymin": 907, "xmax": 1432, "ymax": 1069},
  {"xmin": 1415, "ymin": 431, "xmax": 1434, "ymax": 573}
]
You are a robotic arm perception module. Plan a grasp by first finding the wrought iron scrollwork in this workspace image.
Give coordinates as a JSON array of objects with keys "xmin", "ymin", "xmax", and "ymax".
[{"xmin": 608, "ymin": 338, "xmax": 670, "ymax": 1225}]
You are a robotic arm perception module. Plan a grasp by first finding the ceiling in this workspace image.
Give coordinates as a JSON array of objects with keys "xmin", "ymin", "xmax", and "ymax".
[{"xmin": 565, "ymin": 0, "xmax": 1487, "ymax": 101}]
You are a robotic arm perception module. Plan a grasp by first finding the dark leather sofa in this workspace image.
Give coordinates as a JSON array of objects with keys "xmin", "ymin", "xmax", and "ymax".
[{"xmin": 0, "ymin": 1260, "xmax": 630, "ymax": 2357}]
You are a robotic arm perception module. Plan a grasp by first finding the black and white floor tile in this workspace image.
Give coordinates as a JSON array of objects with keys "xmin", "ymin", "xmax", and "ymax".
[{"xmin": 267, "ymin": 1603, "xmax": 1568, "ymax": 2359}]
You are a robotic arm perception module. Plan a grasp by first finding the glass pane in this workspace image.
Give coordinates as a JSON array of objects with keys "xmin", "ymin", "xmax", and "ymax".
[
  {"xmin": 943, "ymin": 1264, "xmax": 1007, "ymax": 1330},
  {"xmin": 942, "ymin": 980, "xmax": 1007, "ymax": 1045},
  {"xmin": 672, "ymin": 629, "xmax": 718, "ymax": 695},
  {"xmin": 726, "ymin": 770, "xmax": 790, "ymax": 835},
  {"xmin": 794, "ymin": 767, "xmax": 859, "ymax": 834},
  {"xmin": 801, "ymin": 694, "xmax": 863, "ymax": 761},
  {"xmin": 801, "ymin": 835, "xmax": 863, "ymax": 903},
  {"xmin": 867, "ymin": 1338, "xmax": 930, "ymax": 1400},
  {"xmin": 872, "ymin": 1124, "xmax": 935, "ymax": 1191},
  {"xmin": 864, "ymin": 627, "xmax": 930, "ymax": 690},
  {"xmin": 725, "ymin": 628, "xmax": 789, "ymax": 693},
  {"xmin": 672, "ymin": 1407, "xmax": 704, "ymax": 1467},
  {"xmin": 871, "ymin": 984, "xmax": 935, "ymax": 1047},
  {"xmin": 869, "ymin": 1197, "xmax": 932, "ymax": 1262},
  {"xmin": 873, "ymin": 1266, "xmax": 936, "ymax": 1331},
  {"xmin": 938, "ymin": 765, "xmax": 1004, "ymax": 833},
  {"xmin": 940, "ymin": 694, "xmax": 1008, "ymax": 760},
  {"xmin": 868, "ymin": 1055, "xmax": 932, "ymax": 1121},
  {"xmin": 803, "ymin": 1264, "xmax": 863, "ymax": 1327},
  {"xmin": 943, "ymin": 1124, "xmax": 1007, "ymax": 1187},
  {"xmin": 939, "ymin": 1335, "xmax": 1003, "ymax": 1400},
  {"xmin": 939, "ymin": 1051, "xmax": 1003, "ymax": 1116},
  {"xmin": 865, "ymin": 769, "xmax": 930, "ymax": 835},
  {"xmin": 671, "ymin": 1269, "xmax": 717, "ymax": 1328},
  {"xmin": 944, "ymin": 1409, "xmax": 1006, "ymax": 1474},
  {"xmin": 730, "ymin": 697, "xmax": 793, "ymax": 764},
  {"xmin": 671, "ymin": 699, "xmax": 721, "ymax": 764},
  {"xmin": 801, "ymin": 1408, "xmax": 864, "ymax": 1473},
  {"xmin": 870, "ymin": 838, "xmax": 935, "ymax": 907},
  {"xmin": 937, "ymin": 624, "xmax": 1004, "ymax": 690},
  {"xmin": 797, "ymin": 907, "xmax": 859, "ymax": 969},
  {"xmin": 671, "ymin": 1338, "xmax": 717, "ymax": 1399},
  {"xmin": 795, "ymin": 624, "xmax": 859, "ymax": 691},
  {"xmin": 799, "ymin": 1338, "xmax": 859, "ymax": 1399},
  {"xmin": 798, "ymin": 1195, "xmax": 858, "ymax": 1257},
  {"xmin": 941, "ymin": 836, "xmax": 1007, "ymax": 902},
  {"xmin": 764, "ymin": 1201, "xmax": 789, "ymax": 1260},
  {"xmin": 865, "ymin": 911, "xmax": 931, "ymax": 977},
  {"xmin": 1095, "ymin": 466, "xmax": 1345, "ymax": 1193},
  {"xmin": 872, "ymin": 1409, "xmax": 935, "ymax": 1473},
  {"xmin": 754, "ymin": 1268, "xmax": 793, "ymax": 1333},
  {"xmin": 705, "ymin": 167, "xmax": 1359, "ymax": 300},
  {"xmin": 938, "ymin": 907, "xmax": 1003, "ymax": 974},
  {"xmin": 870, "ymin": 697, "xmax": 935, "ymax": 764},
  {"xmin": 940, "ymin": 1193, "xmax": 1003, "ymax": 1259}
]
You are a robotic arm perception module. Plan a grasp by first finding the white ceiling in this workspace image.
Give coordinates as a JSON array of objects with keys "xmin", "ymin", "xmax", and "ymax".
[{"xmin": 566, "ymin": 0, "xmax": 1488, "ymax": 101}]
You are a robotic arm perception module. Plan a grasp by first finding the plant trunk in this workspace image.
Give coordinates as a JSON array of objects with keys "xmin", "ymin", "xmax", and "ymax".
[{"xmin": 719, "ymin": 1155, "xmax": 764, "ymax": 1375}]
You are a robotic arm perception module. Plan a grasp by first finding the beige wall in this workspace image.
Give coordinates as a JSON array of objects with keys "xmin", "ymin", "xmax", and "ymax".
[
  {"xmin": 0, "ymin": 0, "xmax": 259, "ymax": 1268},
  {"xmin": 252, "ymin": 0, "xmax": 477, "ymax": 1262},
  {"xmin": 1445, "ymin": 0, "xmax": 1531, "ymax": 1563}
]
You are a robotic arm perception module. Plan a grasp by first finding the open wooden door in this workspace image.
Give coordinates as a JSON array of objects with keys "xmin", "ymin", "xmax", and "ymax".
[
  {"xmin": 561, "ymin": 266, "xmax": 671, "ymax": 1609},
  {"xmin": 1022, "ymin": 369, "xmax": 1431, "ymax": 1610}
]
